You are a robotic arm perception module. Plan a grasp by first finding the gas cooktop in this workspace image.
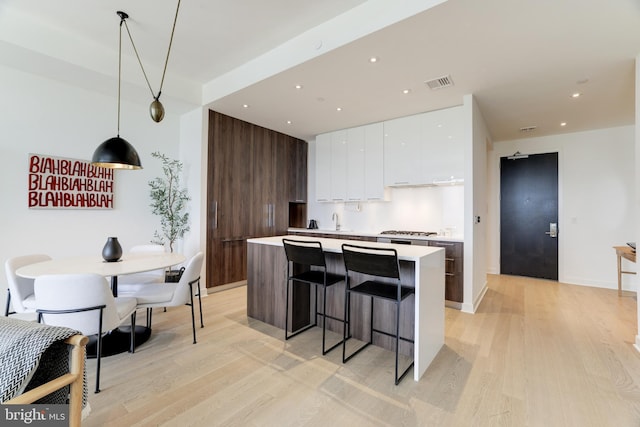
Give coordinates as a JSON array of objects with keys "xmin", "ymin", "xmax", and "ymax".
[{"xmin": 379, "ymin": 230, "xmax": 438, "ymax": 237}]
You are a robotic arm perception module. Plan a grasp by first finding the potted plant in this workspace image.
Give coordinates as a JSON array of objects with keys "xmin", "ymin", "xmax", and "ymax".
[{"xmin": 149, "ymin": 152, "xmax": 190, "ymax": 281}]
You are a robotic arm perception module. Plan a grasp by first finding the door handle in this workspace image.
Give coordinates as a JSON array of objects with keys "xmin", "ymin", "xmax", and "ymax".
[{"xmin": 545, "ymin": 222, "xmax": 558, "ymax": 238}]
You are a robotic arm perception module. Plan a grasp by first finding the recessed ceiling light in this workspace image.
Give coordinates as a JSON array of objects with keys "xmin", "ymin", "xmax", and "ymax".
[
  {"xmin": 571, "ymin": 92, "xmax": 581, "ymax": 98},
  {"xmin": 286, "ymin": 120, "xmax": 292, "ymax": 125},
  {"xmin": 560, "ymin": 122, "xmax": 567, "ymax": 127},
  {"xmin": 295, "ymin": 84, "xmax": 303, "ymax": 90},
  {"xmin": 242, "ymin": 104, "xmax": 249, "ymax": 108},
  {"xmin": 402, "ymin": 89, "xmax": 411, "ymax": 94},
  {"xmin": 336, "ymin": 107, "xmax": 342, "ymax": 112},
  {"xmin": 369, "ymin": 57, "xmax": 378, "ymax": 63}
]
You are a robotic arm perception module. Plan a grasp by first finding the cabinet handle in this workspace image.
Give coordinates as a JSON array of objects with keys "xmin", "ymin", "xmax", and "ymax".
[
  {"xmin": 394, "ymin": 181, "xmax": 409, "ymax": 185},
  {"xmin": 445, "ymin": 273, "xmax": 455, "ymax": 277},
  {"xmin": 213, "ymin": 201, "xmax": 218, "ymax": 229},
  {"xmin": 222, "ymin": 237, "xmax": 246, "ymax": 243},
  {"xmin": 432, "ymin": 242, "xmax": 454, "ymax": 246},
  {"xmin": 270, "ymin": 204, "xmax": 275, "ymax": 228},
  {"xmin": 317, "ymin": 198, "xmax": 329, "ymax": 202}
]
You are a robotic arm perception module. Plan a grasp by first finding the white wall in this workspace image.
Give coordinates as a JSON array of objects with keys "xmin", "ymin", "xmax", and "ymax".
[
  {"xmin": 463, "ymin": 94, "xmax": 489, "ymax": 313},
  {"xmin": 488, "ymin": 125, "xmax": 636, "ymax": 291},
  {"xmin": 0, "ymin": 64, "xmax": 184, "ymax": 311}
]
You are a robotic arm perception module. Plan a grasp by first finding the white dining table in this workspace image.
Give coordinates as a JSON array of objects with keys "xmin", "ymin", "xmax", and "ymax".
[
  {"xmin": 16, "ymin": 252, "xmax": 186, "ymax": 296},
  {"xmin": 16, "ymin": 251, "xmax": 186, "ymax": 357}
]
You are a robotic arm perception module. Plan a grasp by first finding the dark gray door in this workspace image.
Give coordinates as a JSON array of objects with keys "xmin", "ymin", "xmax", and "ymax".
[{"xmin": 500, "ymin": 152, "xmax": 558, "ymax": 280}]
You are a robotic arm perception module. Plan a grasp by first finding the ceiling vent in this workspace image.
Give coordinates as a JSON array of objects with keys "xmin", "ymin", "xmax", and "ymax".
[
  {"xmin": 424, "ymin": 75, "xmax": 454, "ymax": 90},
  {"xmin": 519, "ymin": 126, "xmax": 537, "ymax": 133}
]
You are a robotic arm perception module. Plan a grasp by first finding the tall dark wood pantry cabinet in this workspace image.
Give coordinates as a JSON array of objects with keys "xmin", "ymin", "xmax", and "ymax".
[{"xmin": 206, "ymin": 111, "xmax": 307, "ymax": 287}]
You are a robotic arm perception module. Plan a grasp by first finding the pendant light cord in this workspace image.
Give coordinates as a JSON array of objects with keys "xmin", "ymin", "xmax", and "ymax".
[
  {"xmin": 117, "ymin": 16, "xmax": 123, "ymax": 137},
  {"xmin": 121, "ymin": 0, "xmax": 181, "ymax": 101}
]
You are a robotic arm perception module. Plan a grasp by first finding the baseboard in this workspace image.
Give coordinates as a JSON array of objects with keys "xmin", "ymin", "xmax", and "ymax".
[
  {"xmin": 461, "ymin": 280, "xmax": 488, "ymax": 314},
  {"xmin": 445, "ymin": 300, "xmax": 462, "ymax": 310},
  {"xmin": 207, "ymin": 280, "xmax": 247, "ymax": 294}
]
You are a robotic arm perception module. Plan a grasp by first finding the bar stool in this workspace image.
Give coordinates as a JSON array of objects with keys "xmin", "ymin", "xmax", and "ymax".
[
  {"xmin": 282, "ymin": 238, "xmax": 344, "ymax": 355},
  {"xmin": 341, "ymin": 243, "xmax": 415, "ymax": 385}
]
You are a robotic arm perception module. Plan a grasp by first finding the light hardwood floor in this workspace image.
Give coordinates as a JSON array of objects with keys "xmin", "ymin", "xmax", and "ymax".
[{"xmin": 83, "ymin": 275, "xmax": 640, "ymax": 426}]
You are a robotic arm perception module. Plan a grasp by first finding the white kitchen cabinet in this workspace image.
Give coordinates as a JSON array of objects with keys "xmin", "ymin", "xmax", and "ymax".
[
  {"xmin": 315, "ymin": 133, "xmax": 331, "ymax": 201},
  {"xmin": 383, "ymin": 114, "xmax": 423, "ymax": 186},
  {"xmin": 346, "ymin": 126, "xmax": 365, "ymax": 201},
  {"xmin": 330, "ymin": 130, "xmax": 348, "ymax": 201},
  {"xmin": 316, "ymin": 124, "xmax": 385, "ymax": 202},
  {"xmin": 421, "ymin": 106, "xmax": 465, "ymax": 184},
  {"xmin": 363, "ymin": 122, "xmax": 385, "ymax": 200}
]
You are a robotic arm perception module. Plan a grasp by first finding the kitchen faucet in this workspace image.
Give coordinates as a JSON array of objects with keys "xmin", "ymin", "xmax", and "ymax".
[{"xmin": 332, "ymin": 212, "xmax": 341, "ymax": 231}]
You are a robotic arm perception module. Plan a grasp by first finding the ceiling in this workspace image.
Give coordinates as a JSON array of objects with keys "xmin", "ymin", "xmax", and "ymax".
[{"xmin": 1, "ymin": 0, "xmax": 639, "ymax": 142}]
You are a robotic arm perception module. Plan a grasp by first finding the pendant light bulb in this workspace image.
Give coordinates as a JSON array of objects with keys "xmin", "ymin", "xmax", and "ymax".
[{"xmin": 150, "ymin": 98, "xmax": 165, "ymax": 122}]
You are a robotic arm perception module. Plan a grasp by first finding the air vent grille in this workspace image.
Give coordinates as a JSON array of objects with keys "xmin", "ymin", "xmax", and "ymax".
[
  {"xmin": 519, "ymin": 126, "xmax": 537, "ymax": 133},
  {"xmin": 424, "ymin": 75, "xmax": 454, "ymax": 90}
]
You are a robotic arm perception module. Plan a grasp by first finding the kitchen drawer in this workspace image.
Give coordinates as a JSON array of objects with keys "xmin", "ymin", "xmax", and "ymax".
[{"xmin": 428, "ymin": 240, "xmax": 463, "ymax": 303}]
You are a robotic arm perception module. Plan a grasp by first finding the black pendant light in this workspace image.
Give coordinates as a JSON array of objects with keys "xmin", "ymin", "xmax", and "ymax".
[{"xmin": 92, "ymin": 11, "xmax": 142, "ymax": 170}]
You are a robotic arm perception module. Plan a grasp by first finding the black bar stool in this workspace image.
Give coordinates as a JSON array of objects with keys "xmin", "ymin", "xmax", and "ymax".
[
  {"xmin": 283, "ymin": 238, "xmax": 344, "ymax": 355},
  {"xmin": 341, "ymin": 243, "xmax": 415, "ymax": 385}
]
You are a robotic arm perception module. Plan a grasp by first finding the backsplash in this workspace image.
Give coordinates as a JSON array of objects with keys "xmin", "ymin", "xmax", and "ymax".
[{"xmin": 306, "ymin": 185, "xmax": 464, "ymax": 237}]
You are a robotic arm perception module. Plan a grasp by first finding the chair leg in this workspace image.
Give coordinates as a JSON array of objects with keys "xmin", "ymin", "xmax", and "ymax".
[
  {"xmin": 285, "ymin": 276, "xmax": 291, "ymax": 339},
  {"xmin": 4, "ymin": 289, "xmax": 11, "ymax": 316},
  {"xmin": 189, "ymin": 287, "xmax": 197, "ymax": 344},
  {"xmin": 395, "ymin": 302, "xmax": 400, "ymax": 385},
  {"xmin": 342, "ymin": 289, "xmax": 349, "ymax": 363},
  {"xmin": 95, "ymin": 309, "xmax": 104, "ymax": 393},
  {"xmin": 146, "ymin": 308, "xmax": 153, "ymax": 329},
  {"xmin": 321, "ymin": 285, "xmax": 327, "ymax": 354},
  {"xmin": 197, "ymin": 282, "xmax": 204, "ymax": 328}
]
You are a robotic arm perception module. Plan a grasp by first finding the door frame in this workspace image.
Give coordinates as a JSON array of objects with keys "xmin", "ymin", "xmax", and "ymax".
[{"xmin": 494, "ymin": 148, "xmax": 563, "ymax": 281}]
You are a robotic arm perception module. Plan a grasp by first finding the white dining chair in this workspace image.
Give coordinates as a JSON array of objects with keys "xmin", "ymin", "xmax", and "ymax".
[
  {"xmin": 118, "ymin": 252, "xmax": 204, "ymax": 344},
  {"xmin": 117, "ymin": 244, "xmax": 167, "ymax": 285},
  {"xmin": 5, "ymin": 254, "xmax": 52, "ymax": 316},
  {"xmin": 34, "ymin": 273, "xmax": 137, "ymax": 393}
]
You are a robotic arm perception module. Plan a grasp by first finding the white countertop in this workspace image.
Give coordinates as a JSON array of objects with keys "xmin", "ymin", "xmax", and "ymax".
[
  {"xmin": 287, "ymin": 228, "xmax": 464, "ymax": 243},
  {"xmin": 248, "ymin": 235, "xmax": 443, "ymax": 261}
]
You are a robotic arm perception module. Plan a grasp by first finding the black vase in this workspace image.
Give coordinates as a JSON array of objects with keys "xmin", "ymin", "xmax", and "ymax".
[{"xmin": 102, "ymin": 237, "xmax": 123, "ymax": 262}]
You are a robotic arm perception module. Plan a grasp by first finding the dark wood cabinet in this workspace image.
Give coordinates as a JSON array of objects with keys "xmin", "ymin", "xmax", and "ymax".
[
  {"xmin": 206, "ymin": 111, "xmax": 307, "ymax": 287},
  {"xmin": 288, "ymin": 139, "xmax": 307, "ymax": 202},
  {"xmin": 428, "ymin": 240, "xmax": 463, "ymax": 303}
]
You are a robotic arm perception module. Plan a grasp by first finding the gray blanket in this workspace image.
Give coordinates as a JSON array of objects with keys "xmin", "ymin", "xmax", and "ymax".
[{"xmin": 0, "ymin": 316, "xmax": 86, "ymax": 405}]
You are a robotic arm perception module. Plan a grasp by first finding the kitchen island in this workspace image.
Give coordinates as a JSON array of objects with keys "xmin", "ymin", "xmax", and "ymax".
[{"xmin": 246, "ymin": 235, "xmax": 445, "ymax": 381}]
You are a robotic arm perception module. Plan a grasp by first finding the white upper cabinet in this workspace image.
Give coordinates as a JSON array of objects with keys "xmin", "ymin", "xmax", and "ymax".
[
  {"xmin": 316, "ymin": 124, "xmax": 385, "ymax": 202},
  {"xmin": 363, "ymin": 123, "xmax": 385, "ymax": 200},
  {"xmin": 346, "ymin": 126, "xmax": 365, "ymax": 201},
  {"xmin": 330, "ymin": 130, "xmax": 348, "ymax": 201},
  {"xmin": 383, "ymin": 114, "xmax": 423, "ymax": 186},
  {"xmin": 345, "ymin": 123, "xmax": 385, "ymax": 201},
  {"xmin": 316, "ymin": 106, "xmax": 464, "ymax": 201},
  {"xmin": 315, "ymin": 133, "xmax": 331, "ymax": 201},
  {"xmin": 420, "ymin": 106, "xmax": 465, "ymax": 184}
]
